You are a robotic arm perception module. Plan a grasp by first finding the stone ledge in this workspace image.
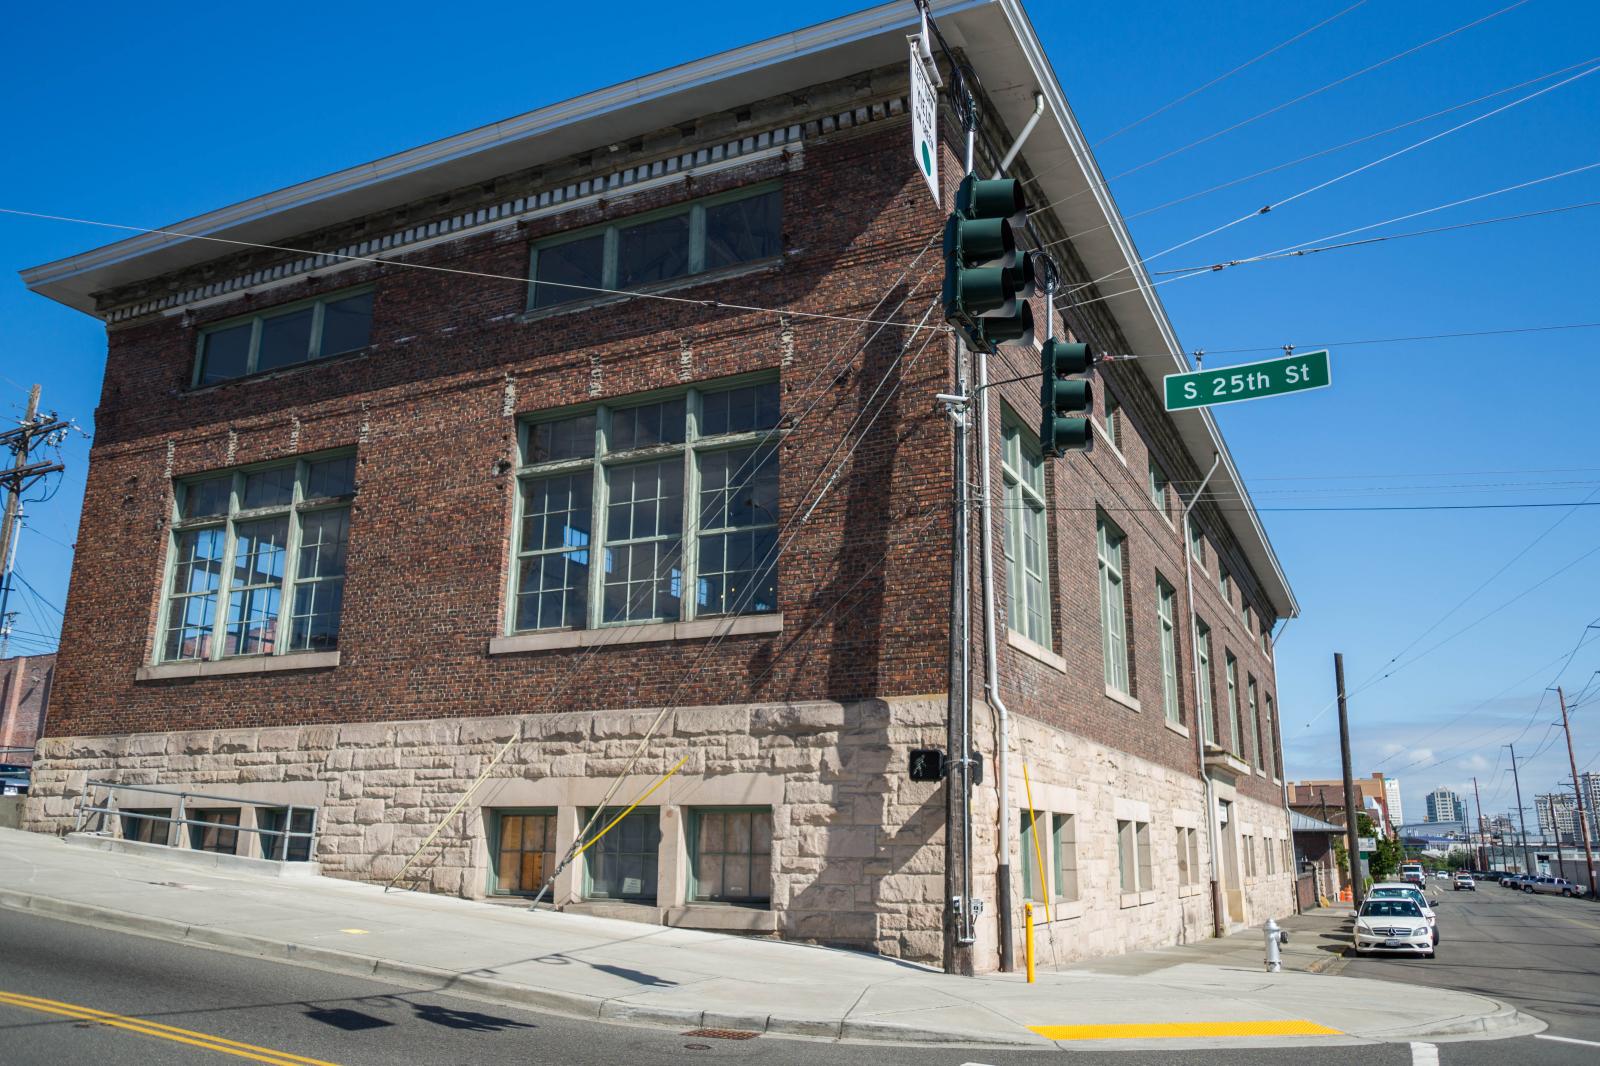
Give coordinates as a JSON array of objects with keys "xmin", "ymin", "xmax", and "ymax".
[
  {"xmin": 1104, "ymin": 686, "xmax": 1141, "ymax": 713},
  {"xmin": 489, "ymin": 613, "xmax": 782, "ymax": 655},
  {"xmin": 136, "ymin": 651, "xmax": 340, "ymax": 682},
  {"xmin": 64, "ymin": 832, "xmax": 322, "ymax": 879},
  {"xmin": 1007, "ymin": 630, "xmax": 1066, "ymax": 673},
  {"xmin": 664, "ymin": 903, "xmax": 776, "ymax": 933}
]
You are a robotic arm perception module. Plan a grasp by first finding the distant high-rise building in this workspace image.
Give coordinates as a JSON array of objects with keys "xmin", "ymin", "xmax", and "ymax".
[
  {"xmin": 1426, "ymin": 787, "xmax": 1464, "ymax": 824},
  {"xmin": 1491, "ymin": 814, "xmax": 1516, "ymax": 837},
  {"xmin": 1535, "ymin": 792, "xmax": 1578, "ymax": 842},
  {"xmin": 1580, "ymin": 772, "xmax": 1600, "ymax": 840},
  {"xmin": 1383, "ymin": 777, "xmax": 1404, "ymax": 829}
]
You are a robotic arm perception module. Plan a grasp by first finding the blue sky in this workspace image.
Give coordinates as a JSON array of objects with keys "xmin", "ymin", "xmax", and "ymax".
[{"xmin": 1, "ymin": 1, "xmax": 1596, "ymax": 824}]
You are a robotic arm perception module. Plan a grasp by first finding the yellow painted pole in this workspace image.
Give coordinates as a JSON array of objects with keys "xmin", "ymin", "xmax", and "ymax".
[
  {"xmin": 1024, "ymin": 902, "xmax": 1036, "ymax": 983},
  {"xmin": 569, "ymin": 755, "xmax": 690, "ymax": 862},
  {"xmin": 1021, "ymin": 761, "xmax": 1051, "ymax": 923}
]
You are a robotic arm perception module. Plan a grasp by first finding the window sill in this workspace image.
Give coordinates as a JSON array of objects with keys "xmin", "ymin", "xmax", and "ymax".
[
  {"xmin": 1163, "ymin": 718, "xmax": 1191, "ymax": 739},
  {"xmin": 1092, "ymin": 418, "xmax": 1126, "ymax": 466},
  {"xmin": 1105, "ymin": 686, "xmax": 1141, "ymax": 713},
  {"xmin": 490, "ymin": 613, "xmax": 782, "ymax": 654},
  {"xmin": 1179, "ymin": 883, "xmax": 1204, "ymax": 899},
  {"xmin": 518, "ymin": 256, "xmax": 783, "ymax": 324},
  {"xmin": 1007, "ymin": 629, "xmax": 1066, "ymax": 673},
  {"xmin": 1026, "ymin": 898, "xmax": 1084, "ymax": 923},
  {"xmin": 1119, "ymin": 890, "xmax": 1156, "ymax": 909},
  {"xmin": 136, "ymin": 651, "xmax": 340, "ymax": 682}
]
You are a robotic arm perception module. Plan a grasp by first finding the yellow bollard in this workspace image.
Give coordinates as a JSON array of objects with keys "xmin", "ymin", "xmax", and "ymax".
[{"xmin": 1025, "ymin": 902, "xmax": 1036, "ymax": 983}]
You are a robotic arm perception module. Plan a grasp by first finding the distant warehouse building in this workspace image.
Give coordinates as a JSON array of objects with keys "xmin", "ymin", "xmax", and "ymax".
[{"xmin": 19, "ymin": 0, "xmax": 1297, "ymax": 970}]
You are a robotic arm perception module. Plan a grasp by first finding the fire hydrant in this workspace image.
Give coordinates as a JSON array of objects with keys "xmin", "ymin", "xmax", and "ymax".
[{"xmin": 1264, "ymin": 917, "xmax": 1286, "ymax": 972}]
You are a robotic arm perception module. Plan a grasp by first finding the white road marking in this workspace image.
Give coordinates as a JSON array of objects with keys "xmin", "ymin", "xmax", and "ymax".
[
  {"xmin": 1537, "ymin": 1033, "xmax": 1600, "ymax": 1048},
  {"xmin": 1409, "ymin": 1042, "xmax": 1439, "ymax": 1066}
]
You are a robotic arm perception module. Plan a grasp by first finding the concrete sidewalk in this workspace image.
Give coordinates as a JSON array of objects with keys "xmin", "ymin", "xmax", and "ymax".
[
  {"xmin": 1040, "ymin": 905, "xmax": 1356, "ymax": 978},
  {"xmin": 0, "ymin": 828, "xmax": 1540, "ymax": 1050}
]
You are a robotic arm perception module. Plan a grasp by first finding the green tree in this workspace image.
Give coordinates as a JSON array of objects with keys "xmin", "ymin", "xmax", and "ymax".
[{"xmin": 1368, "ymin": 836, "xmax": 1405, "ymax": 882}]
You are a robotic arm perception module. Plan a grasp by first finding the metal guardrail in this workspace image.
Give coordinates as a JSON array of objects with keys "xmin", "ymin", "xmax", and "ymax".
[{"xmin": 74, "ymin": 780, "xmax": 318, "ymax": 862}]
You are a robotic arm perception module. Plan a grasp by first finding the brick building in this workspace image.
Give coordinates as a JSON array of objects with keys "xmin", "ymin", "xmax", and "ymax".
[
  {"xmin": 0, "ymin": 653, "xmax": 54, "ymax": 765},
  {"xmin": 19, "ymin": 0, "xmax": 1297, "ymax": 969},
  {"xmin": 1290, "ymin": 773, "xmax": 1397, "ymax": 836}
]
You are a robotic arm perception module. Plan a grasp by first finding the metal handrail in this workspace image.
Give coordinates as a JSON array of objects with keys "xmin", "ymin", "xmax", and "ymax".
[{"xmin": 74, "ymin": 780, "xmax": 318, "ymax": 862}]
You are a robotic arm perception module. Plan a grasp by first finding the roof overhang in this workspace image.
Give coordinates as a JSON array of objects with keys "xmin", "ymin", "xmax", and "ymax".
[{"xmin": 19, "ymin": 0, "xmax": 1296, "ymax": 619}]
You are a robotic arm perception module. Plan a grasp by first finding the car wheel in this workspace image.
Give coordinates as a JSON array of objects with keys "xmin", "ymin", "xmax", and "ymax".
[
  {"xmin": 1524, "ymin": 886, "xmax": 1534, "ymax": 893},
  {"xmin": 1563, "ymin": 889, "xmax": 1573, "ymax": 897}
]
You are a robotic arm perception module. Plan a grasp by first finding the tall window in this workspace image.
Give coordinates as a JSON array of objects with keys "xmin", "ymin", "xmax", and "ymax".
[
  {"xmin": 1103, "ymin": 393, "xmax": 1120, "ymax": 450},
  {"xmin": 1117, "ymin": 819, "xmax": 1151, "ymax": 893},
  {"xmin": 1176, "ymin": 826, "xmax": 1200, "ymax": 886},
  {"xmin": 513, "ymin": 380, "xmax": 780, "ymax": 632},
  {"xmin": 1196, "ymin": 619, "xmax": 1214, "ymax": 744},
  {"xmin": 1225, "ymin": 653, "xmax": 1241, "ymax": 755},
  {"xmin": 1053, "ymin": 813, "xmax": 1079, "ymax": 902},
  {"xmin": 1268, "ymin": 694, "xmax": 1282, "ymax": 778},
  {"xmin": 529, "ymin": 185, "xmax": 781, "ymax": 310},
  {"xmin": 1097, "ymin": 516, "xmax": 1130, "ymax": 695},
  {"xmin": 585, "ymin": 806, "xmax": 659, "ymax": 902},
  {"xmin": 1247, "ymin": 677, "xmax": 1263, "ymax": 770},
  {"xmin": 1187, "ymin": 517, "xmax": 1206, "ymax": 567},
  {"xmin": 162, "ymin": 454, "xmax": 354, "ymax": 662},
  {"xmin": 690, "ymin": 808, "xmax": 772, "ymax": 905},
  {"xmin": 1157, "ymin": 576, "xmax": 1181, "ymax": 725},
  {"xmin": 1218, "ymin": 564, "xmax": 1231, "ymax": 604},
  {"xmin": 1002, "ymin": 413, "xmax": 1050, "ymax": 647},
  {"xmin": 1020, "ymin": 809, "xmax": 1046, "ymax": 900},
  {"xmin": 493, "ymin": 810, "xmax": 557, "ymax": 895},
  {"xmin": 1147, "ymin": 461, "xmax": 1167, "ymax": 513},
  {"xmin": 196, "ymin": 288, "xmax": 373, "ymax": 386}
]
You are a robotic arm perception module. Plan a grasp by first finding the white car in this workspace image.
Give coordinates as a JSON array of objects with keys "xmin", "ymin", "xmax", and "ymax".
[
  {"xmin": 1354, "ymin": 897, "xmax": 1434, "ymax": 958},
  {"xmin": 1368, "ymin": 882, "xmax": 1440, "ymax": 943},
  {"xmin": 1454, "ymin": 875, "xmax": 1476, "ymax": 891}
]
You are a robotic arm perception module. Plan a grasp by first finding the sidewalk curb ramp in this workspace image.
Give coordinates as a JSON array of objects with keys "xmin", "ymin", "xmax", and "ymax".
[{"xmin": 0, "ymin": 887, "xmax": 1045, "ymax": 1048}]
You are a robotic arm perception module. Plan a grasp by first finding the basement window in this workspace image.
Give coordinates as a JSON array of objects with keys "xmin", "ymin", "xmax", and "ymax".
[
  {"xmin": 689, "ymin": 807, "xmax": 772, "ymax": 905},
  {"xmin": 490, "ymin": 809, "xmax": 557, "ymax": 896},
  {"xmin": 195, "ymin": 288, "xmax": 373, "ymax": 386},
  {"xmin": 527, "ymin": 183, "xmax": 781, "ymax": 311},
  {"xmin": 583, "ymin": 806, "xmax": 659, "ymax": 903},
  {"xmin": 189, "ymin": 809, "xmax": 241, "ymax": 854}
]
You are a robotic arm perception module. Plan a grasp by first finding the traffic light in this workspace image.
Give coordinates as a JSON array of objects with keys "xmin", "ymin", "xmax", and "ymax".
[
  {"xmin": 1039, "ymin": 338, "xmax": 1095, "ymax": 456},
  {"xmin": 942, "ymin": 175, "xmax": 1034, "ymax": 351}
]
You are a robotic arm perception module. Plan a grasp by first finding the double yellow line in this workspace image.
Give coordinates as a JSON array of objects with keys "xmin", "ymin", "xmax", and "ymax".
[{"xmin": 0, "ymin": 989, "xmax": 344, "ymax": 1066}]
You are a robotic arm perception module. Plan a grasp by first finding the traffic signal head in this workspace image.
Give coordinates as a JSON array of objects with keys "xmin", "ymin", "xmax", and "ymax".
[
  {"xmin": 1040, "ymin": 338, "xmax": 1095, "ymax": 456},
  {"xmin": 943, "ymin": 175, "xmax": 1034, "ymax": 350}
]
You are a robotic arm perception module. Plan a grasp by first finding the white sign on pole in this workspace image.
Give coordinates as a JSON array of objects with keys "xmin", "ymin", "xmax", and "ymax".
[{"xmin": 910, "ymin": 38, "xmax": 940, "ymax": 206}]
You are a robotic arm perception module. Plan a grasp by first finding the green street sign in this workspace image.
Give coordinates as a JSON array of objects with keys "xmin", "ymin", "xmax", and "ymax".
[{"xmin": 1164, "ymin": 349, "xmax": 1331, "ymax": 411}]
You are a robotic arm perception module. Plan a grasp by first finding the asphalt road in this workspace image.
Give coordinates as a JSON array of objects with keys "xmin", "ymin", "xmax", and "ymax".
[{"xmin": 0, "ymin": 899, "xmax": 1592, "ymax": 1066}]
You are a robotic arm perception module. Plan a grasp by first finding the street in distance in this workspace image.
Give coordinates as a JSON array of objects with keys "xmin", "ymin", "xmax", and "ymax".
[{"xmin": 1165, "ymin": 349, "xmax": 1332, "ymax": 411}]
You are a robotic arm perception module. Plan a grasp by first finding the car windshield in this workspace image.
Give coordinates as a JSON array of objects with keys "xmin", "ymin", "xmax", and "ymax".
[
  {"xmin": 1371, "ymin": 887, "xmax": 1425, "ymax": 906},
  {"xmin": 1361, "ymin": 900, "xmax": 1422, "ymax": 918}
]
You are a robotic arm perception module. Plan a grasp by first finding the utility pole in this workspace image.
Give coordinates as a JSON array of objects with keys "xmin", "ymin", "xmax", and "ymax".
[
  {"xmin": 1507, "ymin": 743, "xmax": 1534, "ymax": 874},
  {"xmin": 0, "ymin": 385, "xmax": 66, "ymax": 657},
  {"xmin": 1472, "ymin": 777, "xmax": 1487, "ymax": 871},
  {"xmin": 1557, "ymin": 687, "xmax": 1598, "ymax": 898},
  {"xmin": 1335, "ymin": 653, "xmax": 1363, "ymax": 904}
]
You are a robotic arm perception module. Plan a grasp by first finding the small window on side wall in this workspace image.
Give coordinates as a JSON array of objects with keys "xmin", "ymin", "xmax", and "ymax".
[
  {"xmin": 690, "ymin": 807, "xmax": 773, "ymax": 905},
  {"xmin": 196, "ymin": 289, "xmax": 373, "ymax": 386}
]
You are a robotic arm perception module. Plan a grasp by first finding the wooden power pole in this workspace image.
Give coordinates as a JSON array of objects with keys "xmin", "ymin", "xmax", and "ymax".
[
  {"xmin": 1557, "ymin": 687, "xmax": 1598, "ymax": 898},
  {"xmin": 1335, "ymin": 653, "xmax": 1363, "ymax": 904}
]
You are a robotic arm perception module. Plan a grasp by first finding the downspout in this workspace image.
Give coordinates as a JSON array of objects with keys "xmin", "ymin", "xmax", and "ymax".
[
  {"xmin": 1182, "ymin": 451, "xmax": 1224, "ymax": 936},
  {"xmin": 981, "ymin": 87, "xmax": 1045, "ymax": 976}
]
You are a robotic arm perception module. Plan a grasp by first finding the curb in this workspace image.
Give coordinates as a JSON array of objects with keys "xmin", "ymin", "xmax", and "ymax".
[
  {"xmin": 0, "ymin": 889, "xmax": 1042, "ymax": 1049},
  {"xmin": 1359, "ymin": 1002, "xmax": 1546, "ymax": 1043}
]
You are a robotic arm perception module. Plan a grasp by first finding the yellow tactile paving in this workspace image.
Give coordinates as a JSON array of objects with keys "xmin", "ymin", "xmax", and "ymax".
[{"xmin": 1029, "ymin": 1019, "xmax": 1343, "ymax": 1040}]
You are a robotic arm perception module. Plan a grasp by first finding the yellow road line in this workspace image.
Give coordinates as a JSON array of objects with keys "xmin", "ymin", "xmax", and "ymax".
[
  {"xmin": 1030, "ymin": 1019, "xmax": 1343, "ymax": 1040},
  {"xmin": 0, "ymin": 990, "xmax": 344, "ymax": 1066}
]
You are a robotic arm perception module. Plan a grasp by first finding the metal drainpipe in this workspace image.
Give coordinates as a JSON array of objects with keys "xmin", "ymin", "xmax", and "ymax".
[
  {"xmin": 991, "ymin": 93, "xmax": 1045, "ymax": 178},
  {"xmin": 1183, "ymin": 452, "xmax": 1223, "ymax": 936}
]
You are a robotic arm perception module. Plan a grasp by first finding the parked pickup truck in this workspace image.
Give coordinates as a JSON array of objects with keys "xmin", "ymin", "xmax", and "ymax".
[{"xmin": 1524, "ymin": 876, "xmax": 1587, "ymax": 898}]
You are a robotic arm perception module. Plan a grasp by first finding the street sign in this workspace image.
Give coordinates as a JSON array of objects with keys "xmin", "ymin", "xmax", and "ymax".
[
  {"xmin": 1358, "ymin": 837, "xmax": 1376, "ymax": 852},
  {"xmin": 909, "ymin": 39, "xmax": 939, "ymax": 206},
  {"xmin": 1163, "ymin": 349, "xmax": 1331, "ymax": 412}
]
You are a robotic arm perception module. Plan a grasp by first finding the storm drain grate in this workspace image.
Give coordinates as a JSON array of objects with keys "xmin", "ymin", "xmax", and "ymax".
[{"xmin": 682, "ymin": 1028, "xmax": 760, "ymax": 1040}]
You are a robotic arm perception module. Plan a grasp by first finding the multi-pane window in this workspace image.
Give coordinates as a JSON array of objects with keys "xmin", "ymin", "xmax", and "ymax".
[
  {"xmin": 1225, "ymin": 653, "xmax": 1241, "ymax": 755},
  {"xmin": 1103, "ymin": 393, "xmax": 1120, "ymax": 450},
  {"xmin": 189, "ymin": 809, "xmax": 240, "ymax": 855},
  {"xmin": 1187, "ymin": 517, "xmax": 1206, "ymax": 566},
  {"xmin": 1117, "ymin": 819, "xmax": 1151, "ymax": 893},
  {"xmin": 529, "ymin": 185, "xmax": 781, "ymax": 310},
  {"xmin": 1020, "ymin": 809, "xmax": 1046, "ymax": 900},
  {"xmin": 1243, "ymin": 603, "xmax": 1253, "ymax": 630},
  {"xmin": 122, "ymin": 808, "xmax": 171, "ymax": 846},
  {"xmin": 1244, "ymin": 835, "xmax": 1257, "ymax": 878},
  {"xmin": 493, "ymin": 810, "xmax": 557, "ymax": 895},
  {"xmin": 1268, "ymin": 694, "xmax": 1282, "ymax": 778},
  {"xmin": 1177, "ymin": 826, "xmax": 1201, "ymax": 886},
  {"xmin": 258, "ymin": 807, "xmax": 315, "ymax": 862},
  {"xmin": 1196, "ymin": 619, "xmax": 1215, "ymax": 745},
  {"xmin": 162, "ymin": 455, "xmax": 354, "ymax": 663},
  {"xmin": 1218, "ymin": 564, "xmax": 1231, "ymax": 603},
  {"xmin": 690, "ymin": 808, "xmax": 773, "ymax": 904},
  {"xmin": 1002, "ymin": 413, "xmax": 1050, "ymax": 647},
  {"xmin": 1097, "ymin": 516, "xmax": 1130, "ymax": 695},
  {"xmin": 196, "ymin": 289, "xmax": 373, "ymax": 386},
  {"xmin": 584, "ymin": 806, "xmax": 659, "ymax": 902},
  {"xmin": 1247, "ymin": 677, "xmax": 1263, "ymax": 771},
  {"xmin": 1054, "ymin": 813, "xmax": 1079, "ymax": 901},
  {"xmin": 1265, "ymin": 836, "xmax": 1277, "ymax": 876},
  {"xmin": 1157, "ymin": 576, "xmax": 1181, "ymax": 726},
  {"xmin": 1147, "ymin": 461, "xmax": 1167, "ymax": 513},
  {"xmin": 513, "ymin": 380, "xmax": 780, "ymax": 633}
]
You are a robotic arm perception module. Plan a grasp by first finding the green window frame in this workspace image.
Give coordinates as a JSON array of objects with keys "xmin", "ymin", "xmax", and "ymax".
[
  {"xmin": 1147, "ymin": 460, "xmax": 1167, "ymax": 512},
  {"xmin": 1053, "ymin": 812, "xmax": 1078, "ymax": 902},
  {"xmin": 1002, "ymin": 410, "xmax": 1050, "ymax": 647},
  {"xmin": 1267, "ymin": 694, "xmax": 1282, "ymax": 778},
  {"xmin": 583, "ymin": 806, "xmax": 660, "ymax": 902},
  {"xmin": 1096, "ymin": 515, "xmax": 1130, "ymax": 695},
  {"xmin": 688, "ymin": 807, "xmax": 773, "ymax": 905},
  {"xmin": 1156, "ymin": 576, "xmax": 1181, "ymax": 726},
  {"xmin": 512, "ymin": 377, "xmax": 780, "ymax": 633},
  {"xmin": 194, "ymin": 287, "xmax": 374, "ymax": 387},
  {"xmin": 1195, "ymin": 618, "xmax": 1214, "ymax": 745},
  {"xmin": 160, "ymin": 453, "xmax": 355, "ymax": 663},
  {"xmin": 1225, "ymin": 652, "xmax": 1241, "ymax": 755},
  {"xmin": 1116, "ymin": 819, "xmax": 1150, "ymax": 893},
  {"xmin": 490, "ymin": 808, "xmax": 558, "ymax": 896},
  {"xmin": 258, "ymin": 807, "xmax": 316, "ymax": 862},
  {"xmin": 1247, "ymin": 676, "xmax": 1263, "ymax": 771},
  {"xmin": 1218, "ymin": 564, "xmax": 1230, "ymax": 603},
  {"xmin": 1103, "ymin": 393, "xmax": 1120, "ymax": 451},
  {"xmin": 121, "ymin": 808, "xmax": 172, "ymax": 846},
  {"xmin": 527, "ymin": 183, "xmax": 782, "ymax": 311},
  {"xmin": 1020, "ymin": 809, "xmax": 1046, "ymax": 900},
  {"xmin": 189, "ymin": 809, "xmax": 240, "ymax": 855},
  {"xmin": 1187, "ymin": 517, "xmax": 1206, "ymax": 567}
]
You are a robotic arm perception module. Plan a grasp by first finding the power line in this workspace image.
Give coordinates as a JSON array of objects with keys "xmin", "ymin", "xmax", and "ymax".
[
  {"xmin": 1149, "ymin": 198, "xmax": 1600, "ymax": 275},
  {"xmin": 1026, "ymin": 0, "xmax": 1536, "ymax": 197},
  {"xmin": 0, "ymin": 207, "xmax": 952, "ymax": 335},
  {"xmin": 1093, "ymin": 1, "xmax": 1371, "ymax": 146}
]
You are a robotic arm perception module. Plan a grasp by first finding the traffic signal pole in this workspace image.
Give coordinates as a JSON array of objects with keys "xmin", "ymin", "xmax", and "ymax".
[{"xmin": 1557, "ymin": 687, "xmax": 1598, "ymax": 898}]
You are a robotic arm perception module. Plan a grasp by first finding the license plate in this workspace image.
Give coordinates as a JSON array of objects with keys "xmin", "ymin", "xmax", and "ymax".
[{"xmin": 1384, "ymin": 939, "xmax": 1400, "ymax": 948}]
